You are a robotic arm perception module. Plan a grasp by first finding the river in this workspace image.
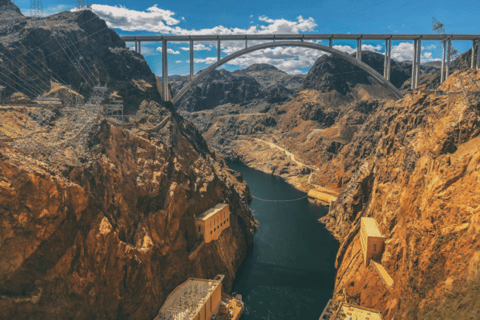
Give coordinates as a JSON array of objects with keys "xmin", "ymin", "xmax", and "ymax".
[{"xmin": 228, "ymin": 161, "xmax": 339, "ymax": 320}]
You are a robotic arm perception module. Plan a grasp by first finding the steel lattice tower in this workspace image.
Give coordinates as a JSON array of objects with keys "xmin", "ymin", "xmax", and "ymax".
[
  {"xmin": 30, "ymin": 0, "xmax": 43, "ymax": 17},
  {"xmin": 77, "ymin": 0, "xmax": 85, "ymax": 9}
]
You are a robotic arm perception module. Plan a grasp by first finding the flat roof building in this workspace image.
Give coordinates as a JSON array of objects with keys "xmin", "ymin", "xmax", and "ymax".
[
  {"xmin": 331, "ymin": 302, "xmax": 384, "ymax": 320},
  {"xmin": 155, "ymin": 275, "xmax": 224, "ymax": 320},
  {"xmin": 360, "ymin": 217, "xmax": 385, "ymax": 267},
  {"xmin": 195, "ymin": 203, "xmax": 230, "ymax": 244}
]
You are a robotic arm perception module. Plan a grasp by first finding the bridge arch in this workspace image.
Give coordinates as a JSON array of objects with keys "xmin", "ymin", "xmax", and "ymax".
[{"xmin": 171, "ymin": 41, "xmax": 403, "ymax": 104}]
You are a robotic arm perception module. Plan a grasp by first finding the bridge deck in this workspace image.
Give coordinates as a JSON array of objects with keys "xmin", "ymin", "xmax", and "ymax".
[{"xmin": 120, "ymin": 33, "xmax": 480, "ymax": 42}]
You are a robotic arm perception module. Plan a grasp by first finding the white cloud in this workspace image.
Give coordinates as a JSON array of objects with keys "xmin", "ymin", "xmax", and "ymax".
[
  {"xmin": 332, "ymin": 45, "xmax": 356, "ymax": 54},
  {"xmin": 176, "ymin": 60, "xmax": 183, "ymax": 63},
  {"xmin": 194, "ymin": 57, "xmax": 217, "ymax": 64},
  {"xmin": 180, "ymin": 43, "xmax": 212, "ymax": 51},
  {"xmin": 88, "ymin": 5, "xmax": 317, "ymax": 35},
  {"xmin": 391, "ymin": 42, "xmax": 414, "ymax": 61},
  {"xmin": 422, "ymin": 51, "xmax": 441, "ymax": 62},
  {"xmin": 87, "ymin": 4, "xmax": 180, "ymax": 32},
  {"xmin": 362, "ymin": 44, "xmax": 382, "ymax": 52},
  {"xmin": 250, "ymin": 15, "xmax": 253, "ymax": 18},
  {"xmin": 156, "ymin": 47, "xmax": 181, "ymax": 54}
]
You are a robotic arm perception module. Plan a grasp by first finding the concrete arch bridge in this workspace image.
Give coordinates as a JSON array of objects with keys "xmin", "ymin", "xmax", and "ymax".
[{"xmin": 120, "ymin": 34, "xmax": 480, "ymax": 103}]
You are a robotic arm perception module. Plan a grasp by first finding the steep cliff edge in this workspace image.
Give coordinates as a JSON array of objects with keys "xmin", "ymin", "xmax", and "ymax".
[
  {"xmin": 323, "ymin": 70, "xmax": 480, "ymax": 319},
  {"xmin": 0, "ymin": 4, "xmax": 255, "ymax": 319}
]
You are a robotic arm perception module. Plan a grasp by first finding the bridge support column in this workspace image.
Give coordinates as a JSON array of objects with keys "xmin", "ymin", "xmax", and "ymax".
[
  {"xmin": 387, "ymin": 38, "xmax": 392, "ymax": 81},
  {"xmin": 357, "ymin": 38, "xmax": 362, "ymax": 61},
  {"xmin": 441, "ymin": 40, "xmax": 446, "ymax": 83},
  {"xmin": 411, "ymin": 39, "xmax": 417, "ymax": 90},
  {"xmin": 135, "ymin": 40, "xmax": 138, "ymax": 53},
  {"xmin": 471, "ymin": 40, "xmax": 476, "ymax": 69},
  {"xmin": 217, "ymin": 39, "xmax": 221, "ymax": 62},
  {"xmin": 162, "ymin": 39, "xmax": 169, "ymax": 102},
  {"xmin": 415, "ymin": 39, "xmax": 421, "ymax": 89},
  {"xmin": 446, "ymin": 39, "xmax": 451, "ymax": 79},
  {"xmin": 476, "ymin": 41, "xmax": 480, "ymax": 70},
  {"xmin": 190, "ymin": 39, "xmax": 194, "ymax": 80},
  {"xmin": 329, "ymin": 38, "xmax": 332, "ymax": 48},
  {"xmin": 138, "ymin": 41, "xmax": 141, "ymax": 54},
  {"xmin": 245, "ymin": 38, "xmax": 248, "ymax": 49},
  {"xmin": 384, "ymin": 39, "xmax": 392, "ymax": 80}
]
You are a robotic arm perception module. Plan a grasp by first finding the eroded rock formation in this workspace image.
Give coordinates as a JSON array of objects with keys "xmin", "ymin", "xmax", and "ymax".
[{"xmin": 0, "ymin": 3, "xmax": 255, "ymax": 319}]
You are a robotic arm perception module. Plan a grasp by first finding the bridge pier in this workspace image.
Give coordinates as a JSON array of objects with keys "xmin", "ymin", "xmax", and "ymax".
[
  {"xmin": 356, "ymin": 38, "xmax": 362, "ymax": 61},
  {"xmin": 190, "ymin": 38, "xmax": 194, "ymax": 80},
  {"xmin": 446, "ymin": 39, "xmax": 451, "ymax": 79},
  {"xmin": 415, "ymin": 38, "xmax": 421, "ymax": 88},
  {"xmin": 217, "ymin": 38, "xmax": 221, "ymax": 62},
  {"xmin": 471, "ymin": 40, "xmax": 476, "ymax": 69},
  {"xmin": 441, "ymin": 40, "xmax": 446, "ymax": 83},
  {"xmin": 384, "ymin": 38, "xmax": 391, "ymax": 81},
  {"xmin": 411, "ymin": 39, "xmax": 417, "ymax": 90},
  {"xmin": 477, "ymin": 41, "xmax": 480, "ymax": 70},
  {"xmin": 329, "ymin": 38, "xmax": 332, "ymax": 48},
  {"xmin": 162, "ymin": 39, "xmax": 168, "ymax": 102}
]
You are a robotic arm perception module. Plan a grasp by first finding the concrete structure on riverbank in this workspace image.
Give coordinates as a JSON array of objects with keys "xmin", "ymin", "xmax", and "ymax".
[
  {"xmin": 155, "ymin": 274, "xmax": 244, "ymax": 320},
  {"xmin": 195, "ymin": 203, "xmax": 230, "ymax": 243},
  {"xmin": 360, "ymin": 217, "xmax": 385, "ymax": 267},
  {"xmin": 155, "ymin": 275, "xmax": 224, "ymax": 320},
  {"xmin": 308, "ymin": 186, "xmax": 338, "ymax": 206},
  {"xmin": 331, "ymin": 302, "xmax": 384, "ymax": 320}
]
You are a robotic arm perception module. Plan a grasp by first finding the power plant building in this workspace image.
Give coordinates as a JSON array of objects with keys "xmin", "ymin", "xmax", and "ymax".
[
  {"xmin": 155, "ymin": 275, "xmax": 224, "ymax": 320},
  {"xmin": 360, "ymin": 217, "xmax": 385, "ymax": 266},
  {"xmin": 195, "ymin": 203, "xmax": 230, "ymax": 243}
]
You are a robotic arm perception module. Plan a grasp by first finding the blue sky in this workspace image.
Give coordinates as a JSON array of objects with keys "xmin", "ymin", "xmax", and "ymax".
[{"xmin": 16, "ymin": 0, "xmax": 480, "ymax": 75}]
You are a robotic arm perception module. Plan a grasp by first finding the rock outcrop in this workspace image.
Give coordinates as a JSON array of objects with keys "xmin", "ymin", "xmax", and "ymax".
[
  {"xmin": 0, "ymin": 4, "xmax": 255, "ymax": 319},
  {"xmin": 321, "ymin": 69, "xmax": 480, "ymax": 319}
]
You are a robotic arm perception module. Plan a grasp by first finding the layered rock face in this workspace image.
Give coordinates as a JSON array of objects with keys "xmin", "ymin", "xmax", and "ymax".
[
  {"xmin": 321, "ymin": 70, "xmax": 480, "ymax": 319},
  {"xmin": 170, "ymin": 64, "xmax": 306, "ymax": 112},
  {"xmin": 0, "ymin": 4, "xmax": 255, "ymax": 319}
]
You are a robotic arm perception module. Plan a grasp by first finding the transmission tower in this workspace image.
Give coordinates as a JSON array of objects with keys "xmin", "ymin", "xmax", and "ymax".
[
  {"xmin": 432, "ymin": 17, "xmax": 458, "ymax": 83},
  {"xmin": 30, "ymin": 0, "xmax": 43, "ymax": 17},
  {"xmin": 76, "ymin": 0, "xmax": 85, "ymax": 9}
]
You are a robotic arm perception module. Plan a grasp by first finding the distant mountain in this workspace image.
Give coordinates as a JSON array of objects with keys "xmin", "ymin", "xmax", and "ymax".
[{"xmin": 168, "ymin": 64, "xmax": 306, "ymax": 112}]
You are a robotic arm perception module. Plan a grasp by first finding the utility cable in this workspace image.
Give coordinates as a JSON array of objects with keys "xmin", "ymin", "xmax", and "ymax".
[
  {"xmin": 56, "ymin": 33, "xmax": 96, "ymax": 86},
  {"xmin": 251, "ymin": 195, "xmax": 309, "ymax": 202}
]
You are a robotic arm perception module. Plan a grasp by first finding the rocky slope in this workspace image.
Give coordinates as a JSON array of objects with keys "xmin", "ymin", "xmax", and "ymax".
[
  {"xmin": 321, "ymin": 69, "xmax": 480, "ymax": 319},
  {"xmin": 180, "ymin": 51, "xmax": 418, "ymax": 189},
  {"xmin": 0, "ymin": 3, "xmax": 255, "ymax": 319},
  {"xmin": 170, "ymin": 64, "xmax": 306, "ymax": 113}
]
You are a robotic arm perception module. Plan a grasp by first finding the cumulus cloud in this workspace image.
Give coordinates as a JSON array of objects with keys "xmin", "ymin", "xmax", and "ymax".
[
  {"xmin": 180, "ymin": 43, "xmax": 212, "ymax": 51},
  {"xmin": 390, "ymin": 42, "xmax": 438, "ymax": 63},
  {"xmin": 88, "ymin": 5, "xmax": 316, "ymax": 35},
  {"xmin": 391, "ymin": 42, "xmax": 414, "ymax": 61},
  {"xmin": 88, "ymin": 4, "xmax": 180, "ymax": 32},
  {"xmin": 156, "ymin": 47, "xmax": 180, "ymax": 54},
  {"xmin": 422, "ymin": 51, "xmax": 441, "ymax": 62},
  {"xmin": 193, "ymin": 57, "xmax": 217, "ymax": 64}
]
